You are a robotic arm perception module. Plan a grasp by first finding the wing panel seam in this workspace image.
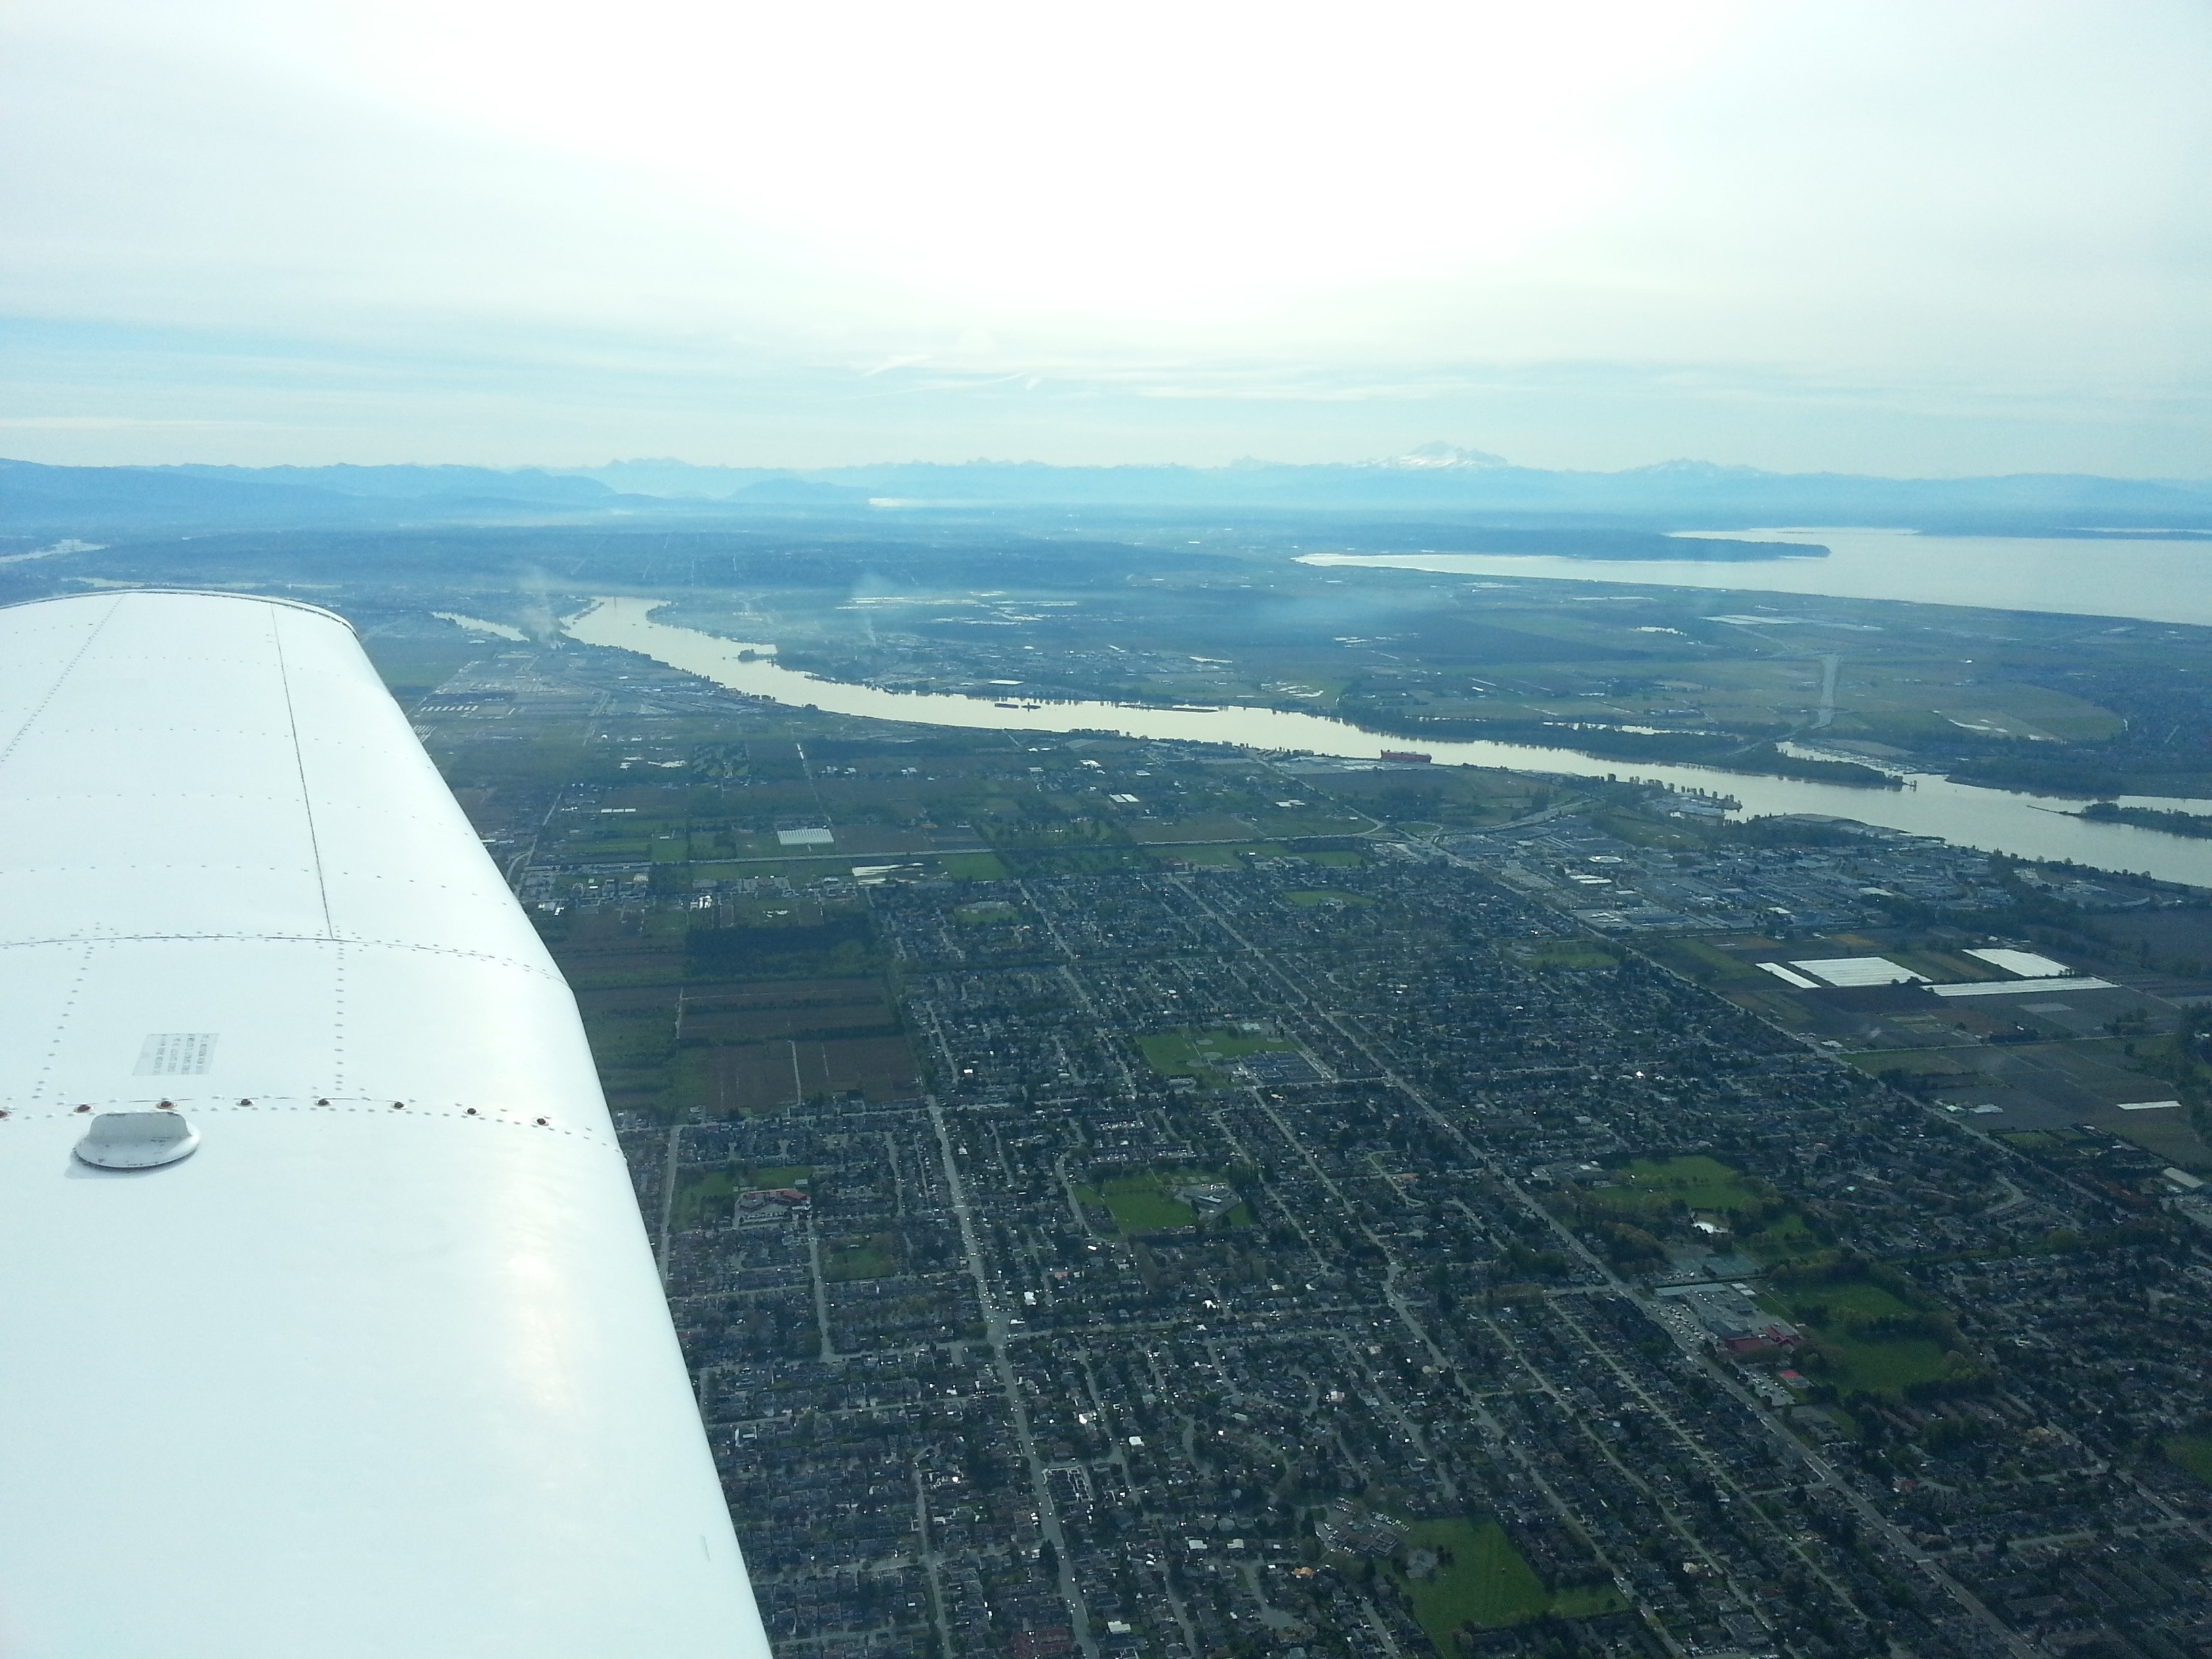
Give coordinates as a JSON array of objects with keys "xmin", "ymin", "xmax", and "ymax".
[
  {"xmin": 270, "ymin": 607, "xmax": 336, "ymax": 939},
  {"xmin": 0, "ymin": 594, "xmax": 121, "ymax": 777}
]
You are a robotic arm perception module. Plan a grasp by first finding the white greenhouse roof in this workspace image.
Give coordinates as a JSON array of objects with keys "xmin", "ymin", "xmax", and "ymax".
[
  {"xmin": 1963, "ymin": 947, "xmax": 2074, "ymax": 979},
  {"xmin": 1928, "ymin": 977, "xmax": 2118, "ymax": 998},
  {"xmin": 1755, "ymin": 961, "xmax": 1821, "ymax": 989},
  {"xmin": 1787, "ymin": 956, "xmax": 1927, "ymax": 987},
  {"xmin": 0, "ymin": 591, "xmax": 769, "ymax": 1659}
]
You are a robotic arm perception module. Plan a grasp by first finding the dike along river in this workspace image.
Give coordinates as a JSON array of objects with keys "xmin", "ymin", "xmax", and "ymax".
[{"xmin": 565, "ymin": 598, "xmax": 2212, "ymax": 888}]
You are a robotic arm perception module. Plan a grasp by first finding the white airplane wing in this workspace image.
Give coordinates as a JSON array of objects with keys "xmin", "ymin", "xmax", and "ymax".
[{"xmin": 0, "ymin": 591, "xmax": 769, "ymax": 1658}]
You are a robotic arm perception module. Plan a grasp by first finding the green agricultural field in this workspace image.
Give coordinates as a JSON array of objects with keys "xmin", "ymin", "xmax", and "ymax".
[
  {"xmin": 1166, "ymin": 842, "xmax": 1252, "ymax": 867},
  {"xmin": 363, "ymin": 636, "xmax": 500, "ymax": 704},
  {"xmin": 1844, "ymin": 1050, "xmax": 1978, "ymax": 1083},
  {"xmin": 1139, "ymin": 1027, "xmax": 1297, "ymax": 1086},
  {"xmin": 1892, "ymin": 949, "xmax": 2001, "ymax": 981},
  {"xmin": 954, "ymin": 901, "xmax": 1021, "ymax": 924},
  {"xmin": 579, "ymin": 1008, "xmax": 679, "ymax": 1066},
  {"xmin": 1391, "ymin": 1519, "xmax": 1622, "ymax": 1651},
  {"xmin": 567, "ymin": 834, "xmax": 655, "ymax": 860},
  {"xmin": 939, "ymin": 852, "xmax": 1010, "ymax": 880},
  {"xmin": 719, "ymin": 832, "xmax": 798, "ymax": 859},
  {"xmin": 2086, "ymin": 1102, "xmax": 2212, "ymax": 1173},
  {"xmin": 1126, "ymin": 813, "xmax": 1256, "ymax": 843},
  {"xmin": 1158, "ymin": 841, "xmax": 1296, "ymax": 868},
  {"xmin": 1519, "ymin": 939, "xmax": 1620, "ymax": 970},
  {"xmin": 978, "ymin": 814, "xmax": 1126, "ymax": 850},
  {"xmin": 1647, "ymin": 937, "xmax": 1769, "ymax": 987},
  {"xmin": 1002, "ymin": 844, "xmax": 1156, "ymax": 876}
]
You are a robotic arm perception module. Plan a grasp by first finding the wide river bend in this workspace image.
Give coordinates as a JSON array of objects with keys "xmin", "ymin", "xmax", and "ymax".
[{"xmin": 565, "ymin": 598, "xmax": 2212, "ymax": 888}]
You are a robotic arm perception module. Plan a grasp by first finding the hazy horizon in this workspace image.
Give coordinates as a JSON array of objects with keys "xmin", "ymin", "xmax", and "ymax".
[
  {"xmin": 5, "ymin": 1, "xmax": 2209, "ymax": 476},
  {"xmin": 16, "ymin": 448, "xmax": 2212, "ymax": 487}
]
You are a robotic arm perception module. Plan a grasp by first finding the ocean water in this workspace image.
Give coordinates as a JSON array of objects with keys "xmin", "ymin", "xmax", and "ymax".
[{"xmin": 1299, "ymin": 528, "xmax": 2212, "ymax": 629}]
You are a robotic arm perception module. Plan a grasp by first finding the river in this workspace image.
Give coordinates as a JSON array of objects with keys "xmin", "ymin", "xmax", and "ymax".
[
  {"xmin": 563, "ymin": 597, "xmax": 2212, "ymax": 886},
  {"xmin": 1300, "ymin": 528, "xmax": 2212, "ymax": 629}
]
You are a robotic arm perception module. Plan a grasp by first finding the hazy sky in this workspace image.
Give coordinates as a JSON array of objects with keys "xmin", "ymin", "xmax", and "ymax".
[{"xmin": 3, "ymin": 1, "xmax": 2208, "ymax": 474}]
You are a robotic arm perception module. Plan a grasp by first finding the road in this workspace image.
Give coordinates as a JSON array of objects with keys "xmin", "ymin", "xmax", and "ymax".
[{"xmin": 930, "ymin": 1103, "xmax": 1100, "ymax": 1659}]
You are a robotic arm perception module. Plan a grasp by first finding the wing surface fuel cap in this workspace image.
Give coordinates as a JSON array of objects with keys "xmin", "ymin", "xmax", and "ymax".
[{"xmin": 75, "ymin": 1111, "xmax": 201, "ymax": 1170}]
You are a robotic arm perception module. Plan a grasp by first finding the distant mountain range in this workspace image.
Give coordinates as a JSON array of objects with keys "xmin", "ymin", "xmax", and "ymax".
[{"xmin": 3, "ymin": 452, "xmax": 2208, "ymax": 537}]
